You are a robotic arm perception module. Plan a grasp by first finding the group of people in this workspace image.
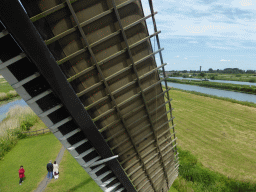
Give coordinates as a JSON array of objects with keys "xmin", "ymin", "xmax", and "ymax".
[
  {"xmin": 47, "ymin": 160, "xmax": 59, "ymax": 179},
  {"xmin": 18, "ymin": 160, "xmax": 59, "ymax": 185}
]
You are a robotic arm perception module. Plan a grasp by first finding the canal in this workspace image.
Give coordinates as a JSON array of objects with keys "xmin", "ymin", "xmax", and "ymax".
[
  {"xmin": 163, "ymin": 82, "xmax": 256, "ymax": 103},
  {"xmin": 1, "ymin": 82, "xmax": 256, "ymax": 122},
  {"xmin": 168, "ymin": 77, "xmax": 256, "ymax": 86}
]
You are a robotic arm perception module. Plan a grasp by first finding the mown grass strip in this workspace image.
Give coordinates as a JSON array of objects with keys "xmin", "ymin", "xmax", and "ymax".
[
  {"xmin": 170, "ymin": 87, "xmax": 256, "ymax": 108},
  {"xmin": 0, "ymin": 134, "xmax": 62, "ymax": 192}
]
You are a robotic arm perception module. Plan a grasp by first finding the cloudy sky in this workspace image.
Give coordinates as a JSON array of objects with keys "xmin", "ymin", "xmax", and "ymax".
[{"xmin": 141, "ymin": 0, "xmax": 256, "ymax": 71}]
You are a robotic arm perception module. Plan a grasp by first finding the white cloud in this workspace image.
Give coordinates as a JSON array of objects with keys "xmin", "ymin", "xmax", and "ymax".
[
  {"xmin": 220, "ymin": 59, "xmax": 231, "ymax": 61},
  {"xmin": 184, "ymin": 58, "xmax": 188, "ymax": 59},
  {"xmin": 239, "ymin": 0, "xmax": 253, "ymax": 6},
  {"xmin": 175, "ymin": 55, "xmax": 180, "ymax": 58}
]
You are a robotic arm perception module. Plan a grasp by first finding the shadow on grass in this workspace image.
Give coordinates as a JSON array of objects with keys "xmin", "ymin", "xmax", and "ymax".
[{"xmin": 66, "ymin": 178, "xmax": 92, "ymax": 192}]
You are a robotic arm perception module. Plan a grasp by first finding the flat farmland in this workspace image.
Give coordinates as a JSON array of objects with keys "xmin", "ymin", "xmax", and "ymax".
[{"xmin": 166, "ymin": 89, "xmax": 256, "ymax": 184}]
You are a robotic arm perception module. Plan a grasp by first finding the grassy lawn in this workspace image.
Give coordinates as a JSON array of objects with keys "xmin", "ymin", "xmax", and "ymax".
[
  {"xmin": 0, "ymin": 78, "xmax": 20, "ymax": 102},
  {"xmin": 45, "ymin": 149, "xmax": 102, "ymax": 192},
  {"xmin": 168, "ymin": 89, "xmax": 256, "ymax": 184},
  {"xmin": 0, "ymin": 133, "xmax": 62, "ymax": 192},
  {"xmin": 45, "ymin": 148, "xmax": 179, "ymax": 192},
  {"xmin": 0, "ymin": 78, "xmax": 14, "ymax": 93}
]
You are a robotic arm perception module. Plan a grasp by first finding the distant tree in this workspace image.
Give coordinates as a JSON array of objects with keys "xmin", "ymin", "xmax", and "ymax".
[
  {"xmin": 208, "ymin": 68, "xmax": 213, "ymax": 73},
  {"xmin": 210, "ymin": 75, "xmax": 215, "ymax": 80},
  {"xmin": 246, "ymin": 70, "xmax": 255, "ymax": 74},
  {"xmin": 199, "ymin": 72, "xmax": 205, "ymax": 77}
]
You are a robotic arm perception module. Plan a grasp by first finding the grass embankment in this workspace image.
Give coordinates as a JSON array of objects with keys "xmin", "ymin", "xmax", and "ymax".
[
  {"xmin": 0, "ymin": 106, "xmax": 42, "ymax": 159},
  {"xmin": 167, "ymin": 78, "xmax": 256, "ymax": 95},
  {"xmin": 0, "ymin": 78, "xmax": 20, "ymax": 102},
  {"xmin": 0, "ymin": 134, "xmax": 62, "ymax": 192},
  {"xmin": 172, "ymin": 146, "xmax": 256, "ymax": 192},
  {"xmin": 167, "ymin": 89, "xmax": 256, "ymax": 190}
]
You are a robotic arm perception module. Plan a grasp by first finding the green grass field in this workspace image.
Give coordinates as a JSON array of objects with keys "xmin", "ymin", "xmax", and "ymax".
[
  {"xmin": 0, "ymin": 78, "xmax": 20, "ymax": 102},
  {"xmin": 0, "ymin": 134, "xmax": 62, "ymax": 192},
  {"xmin": 168, "ymin": 89, "xmax": 256, "ymax": 184},
  {"xmin": 45, "ymin": 149, "xmax": 103, "ymax": 192},
  {"xmin": 0, "ymin": 78, "xmax": 14, "ymax": 93},
  {"xmin": 1, "ymin": 83, "xmax": 256, "ymax": 191},
  {"xmin": 45, "ymin": 149, "xmax": 179, "ymax": 192}
]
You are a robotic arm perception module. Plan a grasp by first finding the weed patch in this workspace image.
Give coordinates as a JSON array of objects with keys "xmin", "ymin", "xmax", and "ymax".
[{"xmin": 0, "ymin": 106, "xmax": 40, "ymax": 160}]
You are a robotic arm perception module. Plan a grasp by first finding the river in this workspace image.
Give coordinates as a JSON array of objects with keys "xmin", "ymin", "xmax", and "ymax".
[
  {"xmin": 168, "ymin": 77, "xmax": 256, "ymax": 86},
  {"xmin": 163, "ymin": 82, "xmax": 256, "ymax": 103},
  {"xmin": 1, "ymin": 82, "xmax": 256, "ymax": 123}
]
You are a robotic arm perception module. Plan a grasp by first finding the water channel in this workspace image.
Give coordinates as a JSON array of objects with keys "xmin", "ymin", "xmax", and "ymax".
[
  {"xmin": 168, "ymin": 77, "xmax": 256, "ymax": 86},
  {"xmin": 0, "ymin": 99, "xmax": 27, "ymax": 122},
  {"xmin": 1, "ymin": 82, "xmax": 256, "ymax": 123},
  {"xmin": 163, "ymin": 82, "xmax": 256, "ymax": 103}
]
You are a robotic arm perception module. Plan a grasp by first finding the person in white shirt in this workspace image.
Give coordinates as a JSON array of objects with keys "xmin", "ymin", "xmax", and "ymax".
[{"xmin": 53, "ymin": 161, "xmax": 59, "ymax": 179}]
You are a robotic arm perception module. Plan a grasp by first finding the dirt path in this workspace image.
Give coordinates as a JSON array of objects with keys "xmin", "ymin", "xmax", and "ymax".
[{"xmin": 34, "ymin": 145, "xmax": 65, "ymax": 192}]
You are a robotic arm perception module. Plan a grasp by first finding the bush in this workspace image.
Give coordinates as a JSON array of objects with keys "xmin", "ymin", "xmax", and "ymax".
[
  {"xmin": 0, "ymin": 90, "xmax": 18, "ymax": 101},
  {"xmin": 249, "ymin": 78, "xmax": 256, "ymax": 83},
  {"xmin": 235, "ymin": 74, "xmax": 242, "ymax": 77}
]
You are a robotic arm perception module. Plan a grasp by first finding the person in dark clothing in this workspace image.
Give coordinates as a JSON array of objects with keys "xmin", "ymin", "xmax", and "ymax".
[
  {"xmin": 19, "ymin": 166, "xmax": 25, "ymax": 185},
  {"xmin": 46, "ymin": 160, "xmax": 53, "ymax": 179}
]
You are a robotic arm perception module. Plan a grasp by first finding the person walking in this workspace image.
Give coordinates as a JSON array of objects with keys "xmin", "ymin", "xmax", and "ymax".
[
  {"xmin": 46, "ymin": 160, "xmax": 53, "ymax": 179},
  {"xmin": 53, "ymin": 161, "xmax": 59, "ymax": 179},
  {"xmin": 19, "ymin": 166, "xmax": 25, "ymax": 185}
]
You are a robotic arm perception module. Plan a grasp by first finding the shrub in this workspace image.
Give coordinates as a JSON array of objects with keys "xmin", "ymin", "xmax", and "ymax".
[
  {"xmin": 0, "ymin": 90, "xmax": 18, "ymax": 101},
  {"xmin": 0, "ymin": 92, "xmax": 8, "ymax": 101},
  {"xmin": 235, "ymin": 74, "xmax": 242, "ymax": 77},
  {"xmin": 249, "ymin": 78, "xmax": 256, "ymax": 83}
]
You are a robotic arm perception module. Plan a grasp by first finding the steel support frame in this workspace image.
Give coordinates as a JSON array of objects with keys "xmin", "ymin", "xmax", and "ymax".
[
  {"xmin": 111, "ymin": 0, "xmax": 170, "ymax": 191},
  {"xmin": 146, "ymin": 0, "xmax": 178, "ymax": 163},
  {"xmin": 0, "ymin": 1, "xmax": 136, "ymax": 191}
]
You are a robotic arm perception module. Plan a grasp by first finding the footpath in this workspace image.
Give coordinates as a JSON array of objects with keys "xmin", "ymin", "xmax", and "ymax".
[{"xmin": 34, "ymin": 145, "xmax": 65, "ymax": 192}]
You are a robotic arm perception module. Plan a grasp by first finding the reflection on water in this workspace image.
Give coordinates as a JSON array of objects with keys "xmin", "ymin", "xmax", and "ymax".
[
  {"xmin": 163, "ymin": 82, "xmax": 256, "ymax": 104},
  {"xmin": 0, "ymin": 99, "xmax": 27, "ymax": 122}
]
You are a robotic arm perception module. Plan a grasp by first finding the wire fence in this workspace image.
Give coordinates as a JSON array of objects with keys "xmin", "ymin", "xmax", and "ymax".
[{"xmin": 22, "ymin": 128, "xmax": 50, "ymax": 136}]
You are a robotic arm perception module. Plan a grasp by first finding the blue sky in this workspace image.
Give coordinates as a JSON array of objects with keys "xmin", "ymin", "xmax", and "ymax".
[{"xmin": 141, "ymin": 0, "xmax": 256, "ymax": 71}]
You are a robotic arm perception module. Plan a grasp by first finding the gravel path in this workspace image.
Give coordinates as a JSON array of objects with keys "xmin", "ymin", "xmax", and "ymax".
[{"xmin": 34, "ymin": 145, "xmax": 65, "ymax": 192}]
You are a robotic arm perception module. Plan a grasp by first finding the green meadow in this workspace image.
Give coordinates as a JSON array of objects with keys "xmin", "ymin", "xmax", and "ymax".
[
  {"xmin": 168, "ymin": 89, "xmax": 256, "ymax": 184},
  {"xmin": 0, "ymin": 134, "xmax": 62, "ymax": 192},
  {"xmin": 0, "ymin": 78, "xmax": 256, "ymax": 191}
]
